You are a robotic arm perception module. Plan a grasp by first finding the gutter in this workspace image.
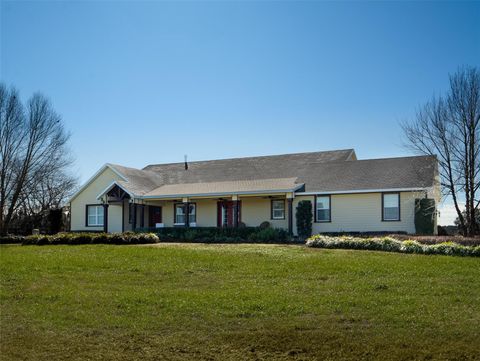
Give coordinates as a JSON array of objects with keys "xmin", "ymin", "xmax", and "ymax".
[{"xmin": 295, "ymin": 187, "xmax": 430, "ymax": 196}]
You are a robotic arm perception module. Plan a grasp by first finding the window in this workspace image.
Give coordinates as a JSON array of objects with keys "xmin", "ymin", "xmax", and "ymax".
[
  {"xmin": 271, "ymin": 200, "xmax": 285, "ymax": 220},
  {"xmin": 383, "ymin": 193, "xmax": 400, "ymax": 221},
  {"xmin": 86, "ymin": 205, "xmax": 104, "ymax": 226},
  {"xmin": 175, "ymin": 203, "xmax": 196, "ymax": 224},
  {"xmin": 316, "ymin": 195, "xmax": 331, "ymax": 222}
]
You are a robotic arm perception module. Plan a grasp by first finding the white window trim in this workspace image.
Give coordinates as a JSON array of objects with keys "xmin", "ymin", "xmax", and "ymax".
[
  {"xmin": 175, "ymin": 203, "xmax": 196, "ymax": 225},
  {"xmin": 271, "ymin": 200, "xmax": 285, "ymax": 220},
  {"xmin": 316, "ymin": 195, "xmax": 331, "ymax": 222},
  {"xmin": 382, "ymin": 193, "xmax": 400, "ymax": 221},
  {"xmin": 87, "ymin": 205, "xmax": 104, "ymax": 227}
]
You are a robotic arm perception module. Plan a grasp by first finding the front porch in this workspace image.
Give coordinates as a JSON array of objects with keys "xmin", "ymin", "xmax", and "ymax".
[
  {"xmin": 97, "ymin": 177, "xmax": 304, "ymax": 234},
  {"xmin": 122, "ymin": 194, "xmax": 294, "ymax": 234}
]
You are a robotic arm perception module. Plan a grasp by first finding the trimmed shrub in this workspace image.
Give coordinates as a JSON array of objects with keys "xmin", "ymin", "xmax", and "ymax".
[
  {"xmin": 296, "ymin": 200, "xmax": 312, "ymax": 239},
  {"xmin": 306, "ymin": 235, "xmax": 479, "ymax": 257},
  {"xmin": 247, "ymin": 228, "xmax": 289, "ymax": 243},
  {"xmin": 415, "ymin": 198, "xmax": 436, "ymax": 235},
  {"xmin": 135, "ymin": 226, "xmax": 292, "ymax": 244}
]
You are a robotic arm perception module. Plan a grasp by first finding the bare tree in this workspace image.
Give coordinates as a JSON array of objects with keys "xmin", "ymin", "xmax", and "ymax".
[
  {"xmin": 0, "ymin": 83, "xmax": 77, "ymax": 235},
  {"xmin": 402, "ymin": 66, "xmax": 480, "ymax": 236}
]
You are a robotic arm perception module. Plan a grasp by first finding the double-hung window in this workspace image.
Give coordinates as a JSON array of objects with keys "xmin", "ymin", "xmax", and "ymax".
[
  {"xmin": 382, "ymin": 193, "xmax": 400, "ymax": 221},
  {"xmin": 87, "ymin": 205, "xmax": 104, "ymax": 226},
  {"xmin": 271, "ymin": 200, "xmax": 285, "ymax": 220},
  {"xmin": 175, "ymin": 203, "xmax": 196, "ymax": 224},
  {"xmin": 316, "ymin": 195, "xmax": 331, "ymax": 222}
]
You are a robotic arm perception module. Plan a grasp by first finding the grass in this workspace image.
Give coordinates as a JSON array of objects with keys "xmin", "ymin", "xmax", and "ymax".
[{"xmin": 1, "ymin": 244, "xmax": 479, "ymax": 360}]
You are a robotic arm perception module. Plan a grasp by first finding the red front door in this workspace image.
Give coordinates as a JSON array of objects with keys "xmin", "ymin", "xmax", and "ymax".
[
  {"xmin": 217, "ymin": 201, "xmax": 241, "ymax": 227},
  {"xmin": 149, "ymin": 206, "xmax": 162, "ymax": 227}
]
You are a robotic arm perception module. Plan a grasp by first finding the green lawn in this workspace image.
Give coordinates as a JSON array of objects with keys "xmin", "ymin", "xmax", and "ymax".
[{"xmin": 1, "ymin": 244, "xmax": 479, "ymax": 361}]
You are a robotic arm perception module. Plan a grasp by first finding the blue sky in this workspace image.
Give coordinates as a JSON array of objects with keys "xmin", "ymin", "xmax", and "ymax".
[{"xmin": 1, "ymin": 1, "xmax": 479, "ymax": 224}]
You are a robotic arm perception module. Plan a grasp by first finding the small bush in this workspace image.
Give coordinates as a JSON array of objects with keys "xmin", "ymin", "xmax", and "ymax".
[
  {"xmin": 247, "ymin": 228, "xmax": 289, "ymax": 243},
  {"xmin": 306, "ymin": 235, "xmax": 479, "ymax": 257},
  {"xmin": 259, "ymin": 221, "xmax": 271, "ymax": 230}
]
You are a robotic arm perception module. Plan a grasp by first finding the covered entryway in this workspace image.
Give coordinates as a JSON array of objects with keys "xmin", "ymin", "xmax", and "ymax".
[
  {"xmin": 217, "ymin": 200, "xmax": 241, "ymax": 227},
  {"xmin": 149, "ymin": 206, "xmax": 162, "ymax": 227}
]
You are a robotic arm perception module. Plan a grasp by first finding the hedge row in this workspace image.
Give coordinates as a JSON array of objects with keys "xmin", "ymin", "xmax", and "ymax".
[
  {"xmin": 1, "ymin": 227, "xmax": 291, "ymax": 245},
  {"xmin": 8, "ymin": 232, "xmax": 160, "ymax": 245},
  {"xmin": 136, "ymin": 226, "xmax": 291, "ymax": 243},
  {"xmin": 306, "ymin": 235, "xmax": 480, "ymax": 257}
]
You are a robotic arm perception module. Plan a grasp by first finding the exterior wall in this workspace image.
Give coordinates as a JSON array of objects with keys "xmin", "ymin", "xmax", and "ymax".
[
  {"xmin": 195, "ymin": 199, "xmax": 218, "ymax": 227},
  {"xmin": 241, "ymin": 197, "xmax": 288, "ymax": 228},
  {"xmin": 70, "ymin": 167, "xmax": 123, "ymax": 232},
  {"xmin": 147, "ymin": 199, "xmax": 218, "ymax": 227},
  {"xmin": 108, "ymin": 203, "xmax": 123, "ymax": 232},
  {"xmin": 293, "ymin": 191, "xmax": 427, "ymax": 235}
]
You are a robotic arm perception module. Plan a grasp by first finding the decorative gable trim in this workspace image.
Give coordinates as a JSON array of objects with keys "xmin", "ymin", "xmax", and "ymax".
[{"xmin": 68, "ymin": 164, "xmax": 129, "ymax": 203}]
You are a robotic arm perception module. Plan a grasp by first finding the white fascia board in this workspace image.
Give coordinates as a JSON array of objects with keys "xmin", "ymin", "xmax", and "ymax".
[
  {"xmin": 68, "ymin": 164, "xmax": 129, "ymax": 203},
  {"xmin": 95, "ymin": 181, "xmax": 134, "ymax": 200},
  {"xmin": 294, "ymin": 187, "xmax": 428, "ymax": 196}
]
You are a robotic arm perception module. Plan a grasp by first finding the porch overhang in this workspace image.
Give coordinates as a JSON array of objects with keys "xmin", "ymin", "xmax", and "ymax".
[
  {"xmin": 141, "ymin": 178, "xmax": 305, "ymax": 200},
  {"xmin": 96, "ymin": 181, "xmax": 135, "ymax": 201}
]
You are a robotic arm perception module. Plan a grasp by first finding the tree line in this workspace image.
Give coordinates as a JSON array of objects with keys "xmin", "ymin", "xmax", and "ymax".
[
  {"xmin": 0, "ymin": 84, "xmax": 77, "ymax": 235},
  {"xmin": 402, "ymin": 66, "xmax": 479, "ymax": 236}
]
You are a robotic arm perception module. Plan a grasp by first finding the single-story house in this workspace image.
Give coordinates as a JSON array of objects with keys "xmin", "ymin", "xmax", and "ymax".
[{"xmin": 69, "ymin": 149, "xmax": 439, "ymax": 235}]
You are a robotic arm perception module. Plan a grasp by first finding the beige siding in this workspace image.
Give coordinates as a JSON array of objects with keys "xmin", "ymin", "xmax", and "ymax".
[
  {"xmin": 241, "ymin": 197, "xmax": 288, "ymax": 228},
  {"xmin": 70, "ymin": 168, "xmax": 122, "ymax": 232},
  {"xmin": 108, "ymin": 204, "xmax": 123, "ymax": 232},
  {"xmin": 293, "ymin": 191, "xmax": 427, "ymax": 235},
  {"xmin": 195, "ymin": 199, "xmax": 218, "ymax": 227}
]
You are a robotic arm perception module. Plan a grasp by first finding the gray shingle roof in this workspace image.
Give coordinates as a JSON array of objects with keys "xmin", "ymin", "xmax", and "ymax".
[
  {"xmin": 107, "ymin": 164, "xmax": 164, "ymax": 196},
  {"xmin": 102, "ymin": 149, "xmax": 436, "ymax": 198},
  {"xmin": 299, "ymin": 156, "xmax": 436, "ymax": 192},
  {"xmin": 142, "ymin": 149, "xmax": 356, "ymax": 185}
]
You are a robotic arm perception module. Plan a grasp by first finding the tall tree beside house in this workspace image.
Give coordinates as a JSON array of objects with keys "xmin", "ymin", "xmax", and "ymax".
[
  {"xmin": 402, "ymin": 66, "xmax": 480, "ymax": 236},
  {"xmin": 0, "ymin": 83, "xmax": 77, "ymax": 235}
]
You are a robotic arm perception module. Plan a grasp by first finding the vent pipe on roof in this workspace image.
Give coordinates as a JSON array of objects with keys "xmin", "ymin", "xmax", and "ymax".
[{"xmin": 184, "ymin": 154, "xmax": 188, "ymax": 170}]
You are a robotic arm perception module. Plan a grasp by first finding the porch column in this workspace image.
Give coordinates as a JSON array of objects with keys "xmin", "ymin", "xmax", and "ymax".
[
  {"xmin": 132, "ymin": 203, "xmax": 137, "ymax": 231},
  {"xmin": 183, "ymin": 198, "xmax": 189, "ymax": 228},
  {"xmin": 140, "ymin": 205, "xmax": 145, "ymax": 228},
  {"xmin": 233, "ymin": 195, "xmax": 239, "ymax": 228},
  {"xmin": 103, "ymin": 204, "xmax": 109, "ymax": 233},
  {"xmin": 287, "ymin": 197, "xmax": 293, "ymax": 236}
]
